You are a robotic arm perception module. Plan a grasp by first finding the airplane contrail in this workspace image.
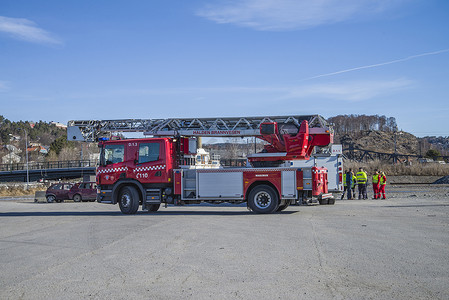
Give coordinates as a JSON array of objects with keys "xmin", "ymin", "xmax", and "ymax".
[{"xmin": 303, "ymin": 48, "xmax": 449, "ymax": 80}]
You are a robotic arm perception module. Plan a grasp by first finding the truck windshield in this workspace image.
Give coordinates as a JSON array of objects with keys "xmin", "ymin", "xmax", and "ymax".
[{"xmin": 101, "ymin": 144, "xmax": 125, "ymax": 165}]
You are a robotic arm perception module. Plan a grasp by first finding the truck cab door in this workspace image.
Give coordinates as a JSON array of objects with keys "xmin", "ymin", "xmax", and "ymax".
[{"xmin": 133, "ymin": 141, "xmax": 166, "ymax": 183}]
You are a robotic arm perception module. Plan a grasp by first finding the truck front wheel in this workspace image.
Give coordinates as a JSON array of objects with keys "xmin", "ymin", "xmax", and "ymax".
[
  {"xmin": 247, "ymin": 185, "xmax": 279, "ymax": 214},
  {"xmin": 118, "ymin": 186, "xmax": 140, "ymax": 214}
]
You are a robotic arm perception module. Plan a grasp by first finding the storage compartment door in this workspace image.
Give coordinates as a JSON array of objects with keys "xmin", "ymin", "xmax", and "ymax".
[
  {"xmin": 198, "ymin": 172, "xmax": 243, "ymax": 199},
  {"xmin": 281, "ymin": 171, "xmax": 296, "ymax": 199}
]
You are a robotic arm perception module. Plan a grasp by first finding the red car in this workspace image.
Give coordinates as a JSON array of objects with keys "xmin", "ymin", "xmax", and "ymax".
[
  {"xmin": 68, "ymin": 182, "xmax": 97, "ymax": 202},
  {"xmin": 46, "ymin": 183, "xmax": 74, "ymax": 203}
]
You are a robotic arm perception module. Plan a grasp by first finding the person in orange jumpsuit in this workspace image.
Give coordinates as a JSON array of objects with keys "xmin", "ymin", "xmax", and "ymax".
[{"xmin": 379, "ymin": 171, "xmax": 387, "ymax": 199}]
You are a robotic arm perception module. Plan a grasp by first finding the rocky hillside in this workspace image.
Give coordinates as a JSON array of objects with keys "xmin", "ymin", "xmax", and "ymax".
[{"xmin": 336, "ymin": 130, "xmax": 420, "ymax": 155}]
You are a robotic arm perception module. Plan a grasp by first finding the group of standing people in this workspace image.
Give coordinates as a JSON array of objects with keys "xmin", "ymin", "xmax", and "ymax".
[{"xmin": 341, "ymin": 168, "xmax": 387, "ymax": 200}]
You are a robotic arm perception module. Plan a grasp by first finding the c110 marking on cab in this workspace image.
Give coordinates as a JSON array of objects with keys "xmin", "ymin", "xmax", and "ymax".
[{"xmin": 136, "ymin": 173, "xmax": 149, "ymax": 179}]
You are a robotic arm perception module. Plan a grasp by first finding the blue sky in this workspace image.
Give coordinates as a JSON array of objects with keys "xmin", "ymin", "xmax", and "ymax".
[{"xmin": 0, "ymin": 0, "xmax": 448, "ymax": 137}]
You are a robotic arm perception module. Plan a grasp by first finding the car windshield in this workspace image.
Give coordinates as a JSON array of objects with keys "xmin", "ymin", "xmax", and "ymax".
[{"xmin": 101, "ymin": 144, "xmax": 125, "ymax": 165}]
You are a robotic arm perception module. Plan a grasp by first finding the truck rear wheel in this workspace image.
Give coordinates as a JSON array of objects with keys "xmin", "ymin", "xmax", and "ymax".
[
  {"xmin": 247, "ymin": 185, "xmax": 279, "ymax": 214},
  {"xmin": 118, "ymin": 186, "xmax": 140, "ymax": 214},
  {"xmin": 73, "ymin": 194, "xmax": 82, "ymax": 202}
]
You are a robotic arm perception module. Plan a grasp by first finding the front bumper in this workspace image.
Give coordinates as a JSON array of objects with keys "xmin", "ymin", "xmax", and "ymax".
[{"xmin": 97, "ymin": 189, "xmax": 113, "ymax": 204}]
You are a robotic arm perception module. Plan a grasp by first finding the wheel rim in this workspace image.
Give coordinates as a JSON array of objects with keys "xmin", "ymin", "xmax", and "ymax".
[
  {"xmin": 254, "ymin": 191, "xmax": 272, "ymax": 209},
  {"xmin": 120, "ymin": 193, "xmax": 131, "ymax": 208},
  {"xmin": 48, "ymin": 196, "xmax": 55, "ymax": 202}
]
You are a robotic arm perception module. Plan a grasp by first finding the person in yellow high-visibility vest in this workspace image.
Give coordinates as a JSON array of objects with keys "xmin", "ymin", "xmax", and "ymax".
[
  {"xmin": 379, "ymin": 171, "xmax": 387, "ymax": 199},
  {"xmin": 356, "ymin": 167, "xmax": 368, "ymax": 199},
  {"xmin": 372, "ymin": 170, "xmax": 380, "ymax": 199}
]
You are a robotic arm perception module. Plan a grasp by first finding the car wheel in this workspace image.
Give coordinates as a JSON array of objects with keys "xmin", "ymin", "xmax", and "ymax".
[
  {"xmin": 118, "ymin": 186, "xmax": 140, "ymax": 214},
  {"xmin": 46, "ymin": 195, "xmax": 56, "ymax": 203},
  {"xmin": 73, "ymin": 194, "xmax": 82, "ymax": 202}
]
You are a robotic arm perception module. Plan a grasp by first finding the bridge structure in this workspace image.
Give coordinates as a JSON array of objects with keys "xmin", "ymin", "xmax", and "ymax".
[
  {"xmin": 0, "ymin": 159, "xmax": 247, "ymax": 182},
  {"xmin": 1, "ymin": 148, "xmax": 446, "ymax": 182},
  {"xmin": 343, "ymin": 146, "xmax": 449, "ymax": 163},
  {"xmin": 0, "ymin": 160, "xmax": 96, "ymax": 182}
]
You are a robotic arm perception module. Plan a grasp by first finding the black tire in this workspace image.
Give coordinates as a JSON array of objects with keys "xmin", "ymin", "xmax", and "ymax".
[
  {"xmin": 148, "ymin": 204, "xmax": 160, "ymax": 212},
  {"xmin": 73, "ymin": 194, "xmax": 82, "ymax": 202},
  {"xmin": 247, "ymin": 185, "xmax": 279, "ymax": 214},
  {"xmin": 319, "ymin": 198, "xmax": 329, "ymax": 205},
  {"xmin": 276, "ymin": 200, "xmax": 291, "ymax": 212},
  {"xmin": 118, "ymin": 186, "xmax": 140, "ymax": 214},
  {"xmin": 46, "ymin": 195, "xmax": 55, "ymax": 203}
]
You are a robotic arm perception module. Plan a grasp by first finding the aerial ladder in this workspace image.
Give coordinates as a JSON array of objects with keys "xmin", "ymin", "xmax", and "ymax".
[{"xmin": 67, "ymin": 114, "xmax": 333, "ymax": 166}]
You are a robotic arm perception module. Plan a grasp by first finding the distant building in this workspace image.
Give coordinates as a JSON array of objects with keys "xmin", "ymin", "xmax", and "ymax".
[
  {"xmin": 9, "ymin": 135, "xmax": 21, "ymax": 141},
  {"xmin": 4, "ymin": 144, "xmax": 21, "ymax": 154},
  {"xmin": 27, "ymin": 145, "xmax": 48, "ymax": 155},
  {"xmin": 51, "ymin": 121, "xmax": 67, "ymax": 129},
  {"xmin": 418, "ymin": 158, "xmax": 434, "ymax": 163},
  {"xmin": 2, "ymin": 153, "xmax": 21, "ymax": 164}
]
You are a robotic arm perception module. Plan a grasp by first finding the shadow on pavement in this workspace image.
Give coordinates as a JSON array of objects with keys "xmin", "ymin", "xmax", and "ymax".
[
  {"xmin": 0, "ymin": 210, "xmax": 299, "ymax": 217},
  {"xmin": 384, "ymin": 204, "xmax": 449, "ymax": 208}
]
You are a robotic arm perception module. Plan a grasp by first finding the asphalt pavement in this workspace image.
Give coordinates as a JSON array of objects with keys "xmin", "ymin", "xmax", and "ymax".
[{"xmin": 0, "ymin": 193, "xmax": 448, "ymax": 299}]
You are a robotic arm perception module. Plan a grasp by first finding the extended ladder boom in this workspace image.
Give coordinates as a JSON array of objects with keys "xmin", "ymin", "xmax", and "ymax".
[{"xmin": 67, "ymin": 115, "xmax": 330, "ymax": 142}]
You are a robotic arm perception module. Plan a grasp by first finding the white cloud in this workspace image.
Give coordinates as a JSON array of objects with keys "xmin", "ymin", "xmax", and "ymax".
[
  {"xmin": 304, "ymin": 49, "xmax": 449, "ymax": 80},
  {"xmin": 197, "ymin": 0, "xmax": 408, "ymax": 31},
  {"xmin": 0, "ymin": 16, "xmax": 62, "ymax": 45}
]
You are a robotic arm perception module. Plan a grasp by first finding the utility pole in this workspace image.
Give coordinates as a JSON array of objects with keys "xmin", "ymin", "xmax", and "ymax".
[
  {"xmin": 394, "ymin": 131, "xmax": 397, "ymax": 164},
  {"xmin": 18, "ymin": 128, "xmax": 30, "ymax": 189},
  {"xmin": 25, "ymin": 129, "xmax": 29, "ymax": 189}
]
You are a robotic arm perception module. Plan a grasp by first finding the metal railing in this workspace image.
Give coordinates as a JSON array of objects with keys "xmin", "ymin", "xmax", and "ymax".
[{"xmin": 0, "ymin": 160, "xmax": 98, "ymax": 172}]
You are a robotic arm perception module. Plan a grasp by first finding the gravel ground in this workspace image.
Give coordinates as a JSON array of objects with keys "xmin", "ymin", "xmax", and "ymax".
[
  {"xmin": 0, "ymin": 184, "xmax": 448, "ymax": 300},
  {"xmin": 387, "ymin": 184, "xmax": 449, "ymax": 199}
]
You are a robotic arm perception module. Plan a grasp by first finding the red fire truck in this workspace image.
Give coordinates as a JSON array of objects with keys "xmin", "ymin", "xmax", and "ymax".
[{"xmin": 67, "ymin": 115, "xmax": 335, "ymax": 214}]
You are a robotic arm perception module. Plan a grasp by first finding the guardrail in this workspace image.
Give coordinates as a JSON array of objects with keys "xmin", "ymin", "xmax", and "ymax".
[{"xmin": 0, "ymin": 160, "xmax": 98, "ymax": 172}]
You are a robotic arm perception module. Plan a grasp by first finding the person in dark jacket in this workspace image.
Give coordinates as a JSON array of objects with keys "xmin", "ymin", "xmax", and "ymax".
[{"xmin": 345, "ymin": 169, "xmax": 354, "ymax": 199}]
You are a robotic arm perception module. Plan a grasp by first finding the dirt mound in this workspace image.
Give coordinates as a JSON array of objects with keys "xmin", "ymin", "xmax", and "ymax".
[
  {"xmin": 0, "ymin": 183, "xmax": 47, "ymax": 197},
  {"xmin": 432, "ymin": 176, "xmax": 449, "ymax": 184},
  {"xmin": 337, "ymin": 130, "xmax": 419, "ymax": 155}
]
